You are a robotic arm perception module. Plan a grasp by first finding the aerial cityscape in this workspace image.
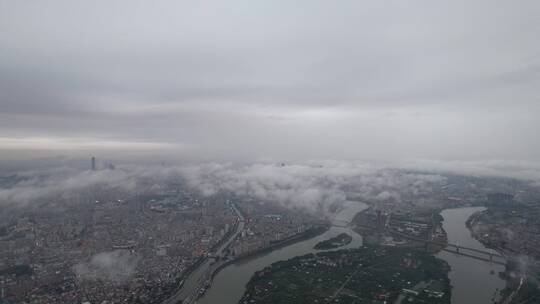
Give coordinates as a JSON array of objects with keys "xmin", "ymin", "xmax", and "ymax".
[
  {"xmin": 2, "ymin": 160, "xmax": 540, "ymax": 303},
  {"xmin": 2, "ymin": 1, "xmax": 540, "ymax": 303}
]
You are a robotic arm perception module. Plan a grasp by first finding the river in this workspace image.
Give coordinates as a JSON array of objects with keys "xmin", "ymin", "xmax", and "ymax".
[
  {"xmin": 162, "ymin": 204, "xmax": 245, "ymax": 304},
  {"xmin": 436, "ymin": 207, "xmax": 506, "ymax": 304},
  {"xmin": 198, "ymin": 205, "xmax": 506, "ymax": 304},
  {"xmin": 197, "ymin": 200, "xmax": 367, "ymax": 304}
]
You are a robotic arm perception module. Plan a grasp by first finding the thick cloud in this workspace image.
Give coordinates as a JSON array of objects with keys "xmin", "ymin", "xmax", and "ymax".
[
  {"xmin": 0, "ymin": 0, "xmax": 539, "ymax": 161},
  {"xmin": 2, "ymin": 159, "xmax": 540, "ymax": 213},
  {"xmin": 178, "ymin": 161, "xmax": 449, "ymax": 212},
  {"xmin": 4, "ymin": 159, "xmax": 540, "ymax": 215}
]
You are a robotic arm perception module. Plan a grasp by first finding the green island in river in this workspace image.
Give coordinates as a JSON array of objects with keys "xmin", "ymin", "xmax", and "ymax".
[
  {"xmin": 314, "ymin": 232, "xmax": 353, "ymax": 250},
  {"xmin": 239, "ymin": 246, "xmax": 451, "ymax": 304}
]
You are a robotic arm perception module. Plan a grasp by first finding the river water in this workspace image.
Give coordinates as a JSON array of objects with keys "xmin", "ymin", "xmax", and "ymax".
[
  {"xmin": 197, "ymin": 201, "xmax": 367, "ymax": 304},
  {"xmin": 198, "ymin": 205, "xmax": 506, "ymax": 304},
  {"xmin": 436, "ymin": 207, "xmax": 506, "ymax": 304}
]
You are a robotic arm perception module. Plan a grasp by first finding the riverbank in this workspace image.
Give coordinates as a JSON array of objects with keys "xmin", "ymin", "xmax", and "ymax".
[
  {"xmin": 352, "ymin": 206, "xmax": 508, "ymax": 303},
  {"xmin": 466, "ymin": 209, "xmax": 512, "ymax": 259},
  {"xmin": 240, "ymin": 246, "xmax": 451, "ymax": 304},
  {"xmin": 197, "ymin": 201, "xmax": 369, "ymax": 304},
  {"xmin": 465, "ymin": 208, "xmax": 540, "ymax": 303},
  {"xmin": 313, "ymin": 232, "xmax": 352, "ymax": 250},
  {"xmin": 436, "ymin": 207, "xmax": 506, "ymax": 304},
  {"xmin": 208, "ymin": 224, "xmax": 330, "ymax": 281},
  {"xmin": 352, "ymin": 206, "xmax": 448, "ymax": 253}
]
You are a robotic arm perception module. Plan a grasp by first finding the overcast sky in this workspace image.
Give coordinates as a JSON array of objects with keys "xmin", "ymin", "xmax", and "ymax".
[{"xmin": 1, "ymin": 0, "xmax": 539, "ymax": 162}]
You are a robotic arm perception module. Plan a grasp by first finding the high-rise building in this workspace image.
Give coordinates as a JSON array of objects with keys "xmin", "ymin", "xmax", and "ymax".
[
  {"xmin": 487, "ymin": 193, "xmax": 514, "ymax": 206},
  {"xmin": 1, "ymin": 279, "xmax": 5, "ymax": 300},
  {"xmin": 91, "ymin": 156, "xmax": 96, "ymax": 171}
]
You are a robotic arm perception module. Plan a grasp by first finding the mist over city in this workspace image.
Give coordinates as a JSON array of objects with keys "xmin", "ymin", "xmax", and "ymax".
[{"xmin": 1, "ymin": 1, "xmax": 540, "ymax": 304}]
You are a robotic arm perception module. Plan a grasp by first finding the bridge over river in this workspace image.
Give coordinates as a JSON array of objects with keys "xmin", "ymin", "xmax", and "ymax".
[{"xmin": 387, "ymin": 228, "xmax": 506, "ymax": 265}]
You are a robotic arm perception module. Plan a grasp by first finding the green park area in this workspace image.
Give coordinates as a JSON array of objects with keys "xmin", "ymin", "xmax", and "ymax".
[
  {"xmin": 240, "ymin": 246, "xmax": 451, "ymax": 304},
  {"xmin": 314, "ymin": 233, "xmax": 353, "ymax": 250}
]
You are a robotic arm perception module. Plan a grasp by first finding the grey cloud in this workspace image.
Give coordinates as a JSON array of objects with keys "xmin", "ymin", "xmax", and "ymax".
[
  {"xmin": 396, "ymin": 159, "xmax": 540, "ymax": 182},
  {"xmin": 1, "ymin": 0, "xmax": 540, "ymax": 160},
  {"xmin": 2, "ymin": 159, "xmax": 540, "ymax": 214},
  {"xmin": 176, "ymin": 162, "xmax": 449, "ymax": 213},
  {"xmin": 0, "ymin": 168, "xmax": 140, "ymax": 207},
  {"xmin": 0, "ymin": 161, "xmax": 447, "ymax": 214}
]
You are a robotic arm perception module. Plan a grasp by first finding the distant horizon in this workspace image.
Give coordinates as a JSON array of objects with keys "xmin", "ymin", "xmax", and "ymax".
[{"xmin": 2, "ymin": 155, "xmax": 540, "ymax": 184}]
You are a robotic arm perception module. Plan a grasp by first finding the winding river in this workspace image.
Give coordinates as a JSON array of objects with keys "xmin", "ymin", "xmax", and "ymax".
[
  {"xmin": 198, "ymin": 205, "xmax": 506, "ymax": 304},
  {"xmin": 197, "ymin": 201, "xmax": 367, "ymax": 304},
  {"xmin": 436, "ymin": 207, "xmax": 506, "ymax": 304}
]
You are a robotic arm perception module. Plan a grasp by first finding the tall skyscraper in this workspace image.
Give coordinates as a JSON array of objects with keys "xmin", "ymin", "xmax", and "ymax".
[{"xmin": 91, "ymin": 156, "xmax": 96, "ymax": 171}]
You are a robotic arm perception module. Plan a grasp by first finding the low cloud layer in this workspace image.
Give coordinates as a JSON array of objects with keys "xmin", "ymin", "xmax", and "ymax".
[
  {"xmin": 2, "ymin": 159, "xmax": 540, "ymax": 213},
  {"xmin": 0, "ymin": 168, "xmax": 140, "ymax": 207},
  {"xmin": 74, "ymin": 250, "xmax": 140, "ymax": 282},
  {"xmin": 179, "ymin": 161, "xmax": 448, "ymax": 212}
]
